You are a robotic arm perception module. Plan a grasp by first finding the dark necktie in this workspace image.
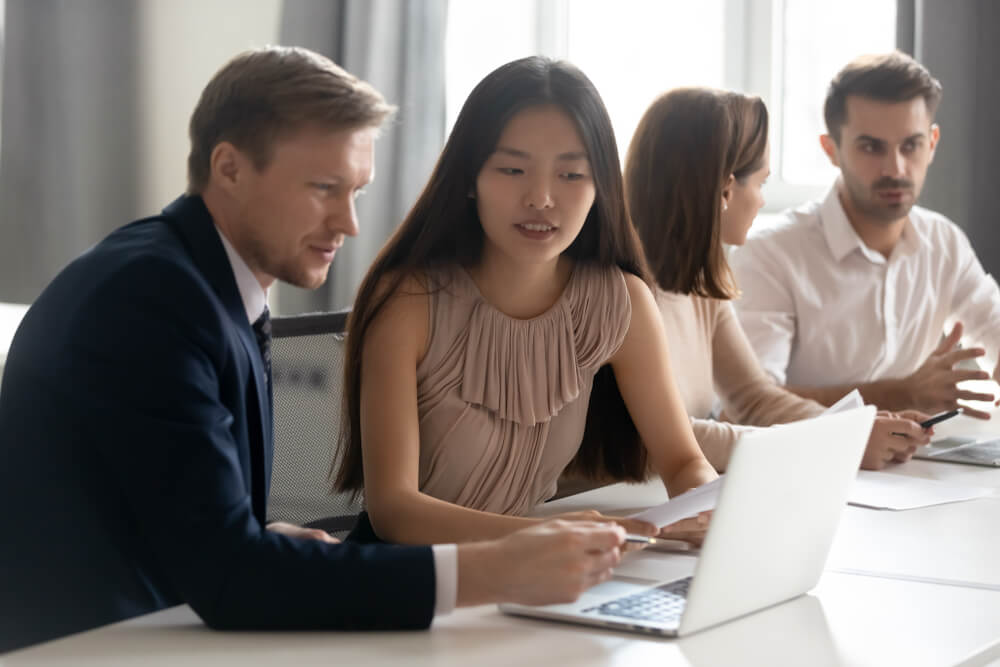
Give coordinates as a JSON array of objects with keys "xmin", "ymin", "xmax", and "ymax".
[{"xmin": 252, "ymin": 306, "xmax": 272, "ymax": 387}]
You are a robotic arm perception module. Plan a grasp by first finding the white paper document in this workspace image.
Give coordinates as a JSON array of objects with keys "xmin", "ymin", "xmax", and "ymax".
[
  {"xmin": 628, "ymin": 477, "xmax": 722, "ymax": 527},
  {"xmin": 823, "ymin": 389, "xmax": 865, "ymax": 415},
  {"xmin": 848, "ymin": 471, "xmax": 995, "ymax": 510},
  {"xmin": 627, "ymin": 466, "xmax": 993, "ymax": 528}
]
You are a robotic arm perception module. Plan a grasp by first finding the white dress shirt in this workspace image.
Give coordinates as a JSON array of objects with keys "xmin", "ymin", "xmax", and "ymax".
[
  {"xmin": 213, "ymin": 225, "xmax": 457, "ymax": 615},
  {"xmin": 729, "ymin": 182, "xmax": 1000, "ymax": 388}
]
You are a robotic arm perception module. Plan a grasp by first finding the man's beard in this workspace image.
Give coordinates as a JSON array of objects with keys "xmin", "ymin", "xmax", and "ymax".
[
  {"xmin": 270, "ymin": 259, "xmax": 331, "ymax": 290},
  {"xmin": 243, "ymin": 235, "xmax": 331, "ymax": 290}
]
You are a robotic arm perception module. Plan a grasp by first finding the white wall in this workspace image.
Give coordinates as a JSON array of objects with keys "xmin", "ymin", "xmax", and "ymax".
[{"xmin": 136, "ymin": 0, "xmax": 283, "ymax": 211}]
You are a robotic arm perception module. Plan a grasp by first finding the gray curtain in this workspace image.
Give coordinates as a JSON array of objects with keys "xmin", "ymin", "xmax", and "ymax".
[
  {"xmin": 277, "ymin": 0, "xmax": 449, "ymax": 315},
  {"xmin": 900, "ymin": 0, "xmax": 1000, "ymax": 276},
  {"xmin": 0, "ymin": 0, "xmax": 141, "ymax": 304}
]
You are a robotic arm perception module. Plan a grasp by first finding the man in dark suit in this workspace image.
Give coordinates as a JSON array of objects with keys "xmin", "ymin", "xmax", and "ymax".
[{"xmin": 0, "ymin": 46, "xmax": 626, "ymax": 653}]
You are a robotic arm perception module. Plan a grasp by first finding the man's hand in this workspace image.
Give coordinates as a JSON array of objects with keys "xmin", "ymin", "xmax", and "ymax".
[
  {"xmin": 902, "ymin": 322, "xmax": 993, "ymax": 418},
  {"xmin": 861, "ymin": 412, "xmax": 931, "ymax": 470},
  {"xmin": 265, "ymin": 521, "xmax": 341, "ymax": 544},
  {"xmin": 992, "ymin": 359, "xmax": 1000, "ymax": 403},
  {"xmin": 456, "ymin": 520, "xmax": 625, "ymax": 607}
]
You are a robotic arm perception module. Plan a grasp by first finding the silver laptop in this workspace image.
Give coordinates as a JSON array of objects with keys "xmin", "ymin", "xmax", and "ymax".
[
  {"xmin": 500, "ymin": 405, "xmax": 876, "ymax": 637},
  {"xmin": 913, "ymin": 436, "xmax": 1000, "ymax": 467}
]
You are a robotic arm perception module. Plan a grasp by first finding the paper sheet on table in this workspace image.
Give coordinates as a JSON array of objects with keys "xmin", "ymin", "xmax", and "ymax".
[
  {"xmin": 628, "ymin": 392, "xmax": 862, "ymax": 527},
  {"xmin": 627, "ymin": 471, "xmax": 993, "ymax": 526},
  {"xmin": 823, "ymin": 389, "xmax": 865, "ymax": 415},
  {"xmin": 629, "ymin": 391, "xmax": 991, "ymax": 523},
  {"xmin": 848, "ymin": 471, "xmax": 995, "ymax": 510},
  {"xmin": 628, "ymin": 478, "xmax": 722, "ymax": 527}
]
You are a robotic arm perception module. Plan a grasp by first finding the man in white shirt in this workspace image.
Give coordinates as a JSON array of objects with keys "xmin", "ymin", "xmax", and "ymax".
[{"xmin": 730, "ymin": 51, "xmax": 1000, "ymax": 418}]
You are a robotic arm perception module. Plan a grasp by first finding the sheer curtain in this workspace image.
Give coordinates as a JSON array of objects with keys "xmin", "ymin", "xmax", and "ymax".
[
  {"xmin": 0, "ymin": 0, "xmax": 142, "ymax": 304},
  {"xmin": 276, "ymin": 0, "xmax": 450, "ymax": 314}
]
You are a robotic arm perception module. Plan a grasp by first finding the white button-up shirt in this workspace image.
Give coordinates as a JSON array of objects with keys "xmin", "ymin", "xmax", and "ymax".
[
  {"xmin": 729, "ymin": 183, "xmax": 1000, "ymax": 387},
  {"xmin": 213, "ymin": 225, "xmax": 457, "ymax": 616},
  {"xmin": 215, "ymin": 226, "xmax": 268, "ymax": 325}
]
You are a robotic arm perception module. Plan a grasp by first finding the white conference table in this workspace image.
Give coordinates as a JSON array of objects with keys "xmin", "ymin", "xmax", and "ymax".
[
  {"xmin": 540, "ymin": 416, "xmax": 1000, "ymax": 593},
  {"xmin": 7, "ymin": 457, "xmax": 1000, "ymax": 667},
  {"xmin": 3, "ymin": 572, "xmax": 1000, "ymax": 667},
  {"xmin": 825, "ymin": 411, "xmax": 1000, "ymax": 590}
]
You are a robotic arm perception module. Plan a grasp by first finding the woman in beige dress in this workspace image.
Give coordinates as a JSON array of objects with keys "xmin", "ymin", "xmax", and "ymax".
[
  {"xmin": 624, "ymin": 88, "xmax": 930, "ymax": 471},
  {"xmin": 335, "ymin": 58, "xmax": 717, "ymax": 545}
]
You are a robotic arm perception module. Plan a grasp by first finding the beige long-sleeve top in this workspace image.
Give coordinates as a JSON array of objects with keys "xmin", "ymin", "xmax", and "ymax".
[{"xmin": 655, "ymin": 289, "xmax": 824, "ymax": 470}]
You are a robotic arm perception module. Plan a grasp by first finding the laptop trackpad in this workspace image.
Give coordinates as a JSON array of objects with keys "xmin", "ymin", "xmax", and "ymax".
[{"xmin": 572, "ymin": 553, "xmax": 698, "ymax": 605}]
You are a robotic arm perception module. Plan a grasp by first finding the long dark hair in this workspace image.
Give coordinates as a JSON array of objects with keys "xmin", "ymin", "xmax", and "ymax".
[
  {"xmin": 625, "ymin": 88, "xmax": 768, "ymax": 297},
  {"xmin": 335, "ymin": 56, "xmax": 652, "ymax": 493}
]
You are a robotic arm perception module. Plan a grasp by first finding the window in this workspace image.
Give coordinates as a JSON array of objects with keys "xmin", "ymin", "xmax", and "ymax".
[
  {"xmin": 772, "ymin": 0, "xmax": 896, "ymax": 204},
  {"xmin": 776, "ymin": 0, "xmax": 896, "ymax": 185},
  {"xmin": 446, "ymin": 0, "xmax": 726, "ymax": 161},
  {"xmin": 445, "ymin": 0, "xmax": 896, "ymax": 213}
]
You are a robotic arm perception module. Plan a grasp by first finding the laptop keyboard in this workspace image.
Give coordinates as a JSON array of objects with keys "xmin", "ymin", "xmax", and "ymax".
[
  {"xmin": 939, "ymin": 441, "xmax": 1000, "ymax": 465},
  {"xmin": 583, "ymin": 576, "xmax": 692, "ymax": 623},
  {"xmin": 928, "ymin": 439, "xmax": 1000, "ymax": 465}
]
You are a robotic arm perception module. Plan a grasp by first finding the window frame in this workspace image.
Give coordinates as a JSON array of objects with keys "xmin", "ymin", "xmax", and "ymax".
[
  {"xmin": 723, "ymin": 0, "xmax": 831, "ymax": 212},
  {"xmin": 448, "ymin": 0, "xmax": 895, "ymax": 214}
]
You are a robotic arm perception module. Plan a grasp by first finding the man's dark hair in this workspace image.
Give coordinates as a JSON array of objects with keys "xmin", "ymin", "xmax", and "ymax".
[{"xmin": 824, "ymin": 50, "xmax": 942, "ymax": 144}]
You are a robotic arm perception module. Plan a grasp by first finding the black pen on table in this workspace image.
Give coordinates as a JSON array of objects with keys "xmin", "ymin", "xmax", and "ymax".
[{"xmin": 890, "ymin": 407, "xmax": 962, "ymax": 437}]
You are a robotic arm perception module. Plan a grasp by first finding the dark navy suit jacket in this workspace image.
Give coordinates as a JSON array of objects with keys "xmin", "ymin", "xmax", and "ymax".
[{"xmin": 0, "ymin": 196, "xmax": 434, "ymax": 652}]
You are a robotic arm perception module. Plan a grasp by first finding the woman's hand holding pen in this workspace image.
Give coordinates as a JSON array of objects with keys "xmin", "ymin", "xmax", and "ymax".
[
  {"xmin": 553, "ymin": 510, "xmax": 656, "ymax": 535},
  {"xmin": 656, "ymin": 511, "xmax": 712, "ymax": 547},
  {"xmin": 625, "ymin": 512, "xmax": 715, "ymax": 549},
  {"xmin": 862, "ymin": 411, "xmax": 932, "ymax": 469},
  {"xmin": 553, "ymin": 509, "xmax": 713, "ymax": 550}
]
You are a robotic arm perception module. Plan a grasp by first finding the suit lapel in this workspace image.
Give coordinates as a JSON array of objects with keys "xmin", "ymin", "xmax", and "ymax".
[{"xmin": 161, "ymin": 195, "xmax": 273, "ymax": 522}]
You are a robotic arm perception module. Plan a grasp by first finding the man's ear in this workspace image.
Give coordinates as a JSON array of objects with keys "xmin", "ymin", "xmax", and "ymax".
[
  {"xmin": 928, "ymin": 123, "xmax": 941, "ymax": 164},
  {"xmin": 209, "ymin": 142, "xmax": 250, "ymax": 194},
  {"xmin": 819, "ymin": 134, "xmax": 840, "ymax": 167}
]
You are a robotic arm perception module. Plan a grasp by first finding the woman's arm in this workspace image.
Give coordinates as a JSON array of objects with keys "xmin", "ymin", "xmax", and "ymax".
[
  {"xmin": 713, "ymin": 300, "xmax": 824, "ymax": 426},
  {"xmin": 609, "ymin": 275, "xmax": 718, "ymax": 497},
  {"xmin": 689, "ymin": 417, "xmax": 764, "ymax": 472},
  {"xmin": 359, "ymin": 277, "xmax": 540, "ymax": 544}
]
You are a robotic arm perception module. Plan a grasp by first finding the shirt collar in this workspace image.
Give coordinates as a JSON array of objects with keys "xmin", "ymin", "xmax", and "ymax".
[
  {"xmin": 214, "ymin": 226, "xmax": 268, "ymax": 324},
  {"xmin": 818, "ymin": 179, "xmax": 918, "ymax": 265},
  {"xmin": 819, "ymin": 181, "xmax": 873, "ymax": 263}
]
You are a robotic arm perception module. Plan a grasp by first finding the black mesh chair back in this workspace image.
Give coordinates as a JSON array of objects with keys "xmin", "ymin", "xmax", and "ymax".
[{"xmin": 266, "ymin": 310, "xmax": 361, "ymax": 538}]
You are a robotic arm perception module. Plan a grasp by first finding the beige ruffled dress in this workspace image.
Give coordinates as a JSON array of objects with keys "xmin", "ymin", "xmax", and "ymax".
[{"xmin": 414, "ymin": 262, "xmax": 631, "ymax": 516}]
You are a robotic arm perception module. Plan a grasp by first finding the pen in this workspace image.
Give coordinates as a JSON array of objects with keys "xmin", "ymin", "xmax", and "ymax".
[
  {"xmin": 624, "ymin": 534, "xmax": 660, "ymax": 545},
  {"xmin": 919, "ymin": 408, "xmax": 962, "ymax": 429},
  {"xmin": 890, "ymin": 407, "xmax": 962, "ymax": 437}
]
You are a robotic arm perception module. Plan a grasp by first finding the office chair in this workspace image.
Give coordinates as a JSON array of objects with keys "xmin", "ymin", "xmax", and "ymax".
[{"xmin": 267, "ymin": 309, "xmax": 362, "ymax": 538}]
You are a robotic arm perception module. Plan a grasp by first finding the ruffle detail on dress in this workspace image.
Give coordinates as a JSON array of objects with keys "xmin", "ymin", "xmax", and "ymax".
[{"xmin": 458, "ymin": 263, "xmax": 631, "ymax": 426}]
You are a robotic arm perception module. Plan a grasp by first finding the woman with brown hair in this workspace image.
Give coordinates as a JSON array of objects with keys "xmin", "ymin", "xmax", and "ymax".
[
  {"xmin": 625, "ymin": 88, "xmax": 930, "ymax": 470},
  {"xmin": 334, "ymin": 59, "xmax": 717, "ymax": 546}
]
